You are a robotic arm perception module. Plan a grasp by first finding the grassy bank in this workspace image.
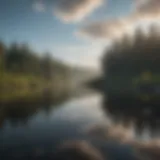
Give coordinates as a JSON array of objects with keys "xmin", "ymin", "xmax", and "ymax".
[
  {"xmin": 0, "ymin": 41, "xmax": 72, "ymax": 104},
  {"xmin": 0, "ymin": 73, "xmax": 71, "ymax": 104}
]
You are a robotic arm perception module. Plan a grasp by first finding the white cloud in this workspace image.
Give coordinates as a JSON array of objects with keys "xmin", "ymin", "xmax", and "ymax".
[
  {"xmin": 77, "ymin": 19, "xmax": 132, "ymax": 40},
  {"xmin": 32, "ymin": 0, "xmax": 46, "ymax": 12},
  {"xmin": 54, "ymin": 0, "xmax": 104, "ymax": 22},
  {"xmin": 135, "ymin": 0, "xmax": 160, "ymax": 13},
  {"xmin": 77, "ymin": 0, "xmax": 160, "ymax": 41}
]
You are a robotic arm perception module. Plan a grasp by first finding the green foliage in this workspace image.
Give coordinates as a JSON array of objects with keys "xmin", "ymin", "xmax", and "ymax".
[
  {"xmin": 0, "ymin": 42, "xmax": 5, "ymax": 73},
  {"xmin": 103, "ymin": 25, "xmax": 160, "ymax": 77},
  {"xmin": 5, "ymin": 43, "xmax": 40, "ymax": 74},
  {"xmin": 1, "ymin": 42, "xmax": 71, "ymax": 78},
  {"xmin": 0, "ymin": 41, "xmax": 71, "ymax": 103}
]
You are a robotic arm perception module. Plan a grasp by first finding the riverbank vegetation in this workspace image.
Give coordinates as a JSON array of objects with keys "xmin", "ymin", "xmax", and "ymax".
[
  {"xmin": 0, "ymin": 42, "xmax": 72, "ymax": 103},
  {"xmin": 102, "ymin": 24, "xmax": 160, "ymax": 103},
  {"xmin": 89, "ymin": 24, "xmax": 160, "ymax": 105},
  {"xmin": 103, "ymin": 25, "xmax": 160, "ymax": 78}
]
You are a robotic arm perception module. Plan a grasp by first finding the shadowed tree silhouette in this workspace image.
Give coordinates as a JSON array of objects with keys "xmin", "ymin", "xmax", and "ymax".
[
  {"xmin": 0, "ymin": 42, "xmax": 5, "ymax": 73},
  {"xmin": 99, "ymin": 24, "xmax": 160, "ymax": 135},
  {"xmin": 101, "ymin": 24, "xmax": 160, "ymax": 103}
]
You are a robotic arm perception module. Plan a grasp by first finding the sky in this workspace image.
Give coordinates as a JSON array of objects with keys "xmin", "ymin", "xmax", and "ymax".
[{"xmin": 0, "ymin": 0, "xmax": 159, "ymax": 69}]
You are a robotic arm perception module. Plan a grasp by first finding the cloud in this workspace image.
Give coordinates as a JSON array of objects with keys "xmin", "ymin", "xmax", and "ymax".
[
  {"xmin": 78, "ymin": 0, "xmax": 160, "ymax": 40},
  {"xmin": 32, "ymin": 0, "xmax": 46, "ymax": 12},
  {"xmin": 54, "ymin": 0, "xmax": 104, "ymax": 22},
  {"xmin": 135, "ymin": 0, "xmax": 160, "ymax": 13},
  {"xmin": 77, "ymin": 19, "xmax": 132, "ymax": 40},
  {"xmin": 133, "ymin": 0, "xmax": 160, "ymax": 21}
]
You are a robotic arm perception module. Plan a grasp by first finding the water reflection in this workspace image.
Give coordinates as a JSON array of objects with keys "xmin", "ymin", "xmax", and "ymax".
[
  {"xmin": 0, "ymin": 91, "xmax": 160, "ymax": 160},
  {"xmin": 0, "ymin": 95, "xmax": 69, "ymax": 129},
  {"xmin": 102, "ymin": 95, "xmax": 160, "ymax": 138}
]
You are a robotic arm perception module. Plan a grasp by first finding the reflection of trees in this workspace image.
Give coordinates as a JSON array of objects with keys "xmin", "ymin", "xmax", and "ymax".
[
  {"xmin": 0, "ymin": 107, "xmax": 6, "ymax": 129},
  {"xmin": 0, "ymin": 95, "xmax": 69, "ymax": 128},
  {"xmin": 0, "ymin": 104, "xmax": 39, "ymax": 127},
  {"xmin": 102, "ymin": 96, "xmax": 160, "ymax": 136}
]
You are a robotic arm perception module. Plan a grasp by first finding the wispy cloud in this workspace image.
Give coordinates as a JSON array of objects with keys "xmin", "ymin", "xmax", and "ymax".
[
  {"xmin": 32, "ymin": 0, "xmax": 46, "ymax": 13},
  {"xmin": 135, "ymin": 0, "xmax": 160, "ymax": 13},
  {"xmin": 54, "ymin": 0, "xmax": 104, "ymax": 23},
  {"xmin": 77, "ymin": 19, "xmax": 132, "ymax": 40},
  {"xmin": 78, "ymin": 0, "xmax": 160, "ymax": 40}
]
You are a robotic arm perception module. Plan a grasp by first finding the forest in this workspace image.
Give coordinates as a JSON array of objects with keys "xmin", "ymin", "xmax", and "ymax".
[
  {"xmin": 103, "ymin": 25, "xmax": 160, "ymax": 77},
  {"xmin": 102, "ymin": 24, "xmax": 160, "ymax": 102},
  {"xmin": 0, "ymin": 42, "xmax": 72, "ymax": 103},
  {"xmin": 89, "ymin": 25, "xmax": 160, "ymax": 103}
]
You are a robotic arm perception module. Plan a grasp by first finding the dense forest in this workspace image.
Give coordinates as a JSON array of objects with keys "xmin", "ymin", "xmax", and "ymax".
[
  {"xmin": 103, "ymin": 25, "xmax": 160, "ymax": 77},
  {"xmin": 90, "ymin": 25, "xmax": 160, "ymax": 101},
  {"xmin": 101, "ymin": 24, "xmax": 160, "ymax": 102},
  {"xmin": 0, "ymin": 42, "xmax": 72, "ymax": 103}
]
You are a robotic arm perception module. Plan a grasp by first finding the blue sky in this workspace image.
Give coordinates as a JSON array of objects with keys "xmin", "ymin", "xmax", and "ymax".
[{"xmin": 0, "ymin": 0, "xmax": 135, "ymax": 68}]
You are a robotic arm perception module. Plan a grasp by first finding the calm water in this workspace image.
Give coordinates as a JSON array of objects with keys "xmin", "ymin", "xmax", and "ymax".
[{"xmin": 0, "ymin": 93, "xmax": 159, "ymax": 160}]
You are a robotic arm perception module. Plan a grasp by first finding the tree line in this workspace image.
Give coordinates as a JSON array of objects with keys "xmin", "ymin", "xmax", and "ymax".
[
  {"xmin": 0, "ymin": 42, "xmax": 70, "ymax": 80},
  {"xmin": 0, "ymin": 41, "xmax": 72, "ymax": 103},
  {"xmin": 102, "ymin": 24, "xmax": 160, "ymax": 77}
]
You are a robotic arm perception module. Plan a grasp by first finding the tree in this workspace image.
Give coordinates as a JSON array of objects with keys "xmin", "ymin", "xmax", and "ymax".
[
  {"xmin": 0, "ymin": 42, "xmax": 5, "ymax": 73},
  {"xmin": 103, "ymin": 25, "xmax": 160, "ymax": 77}
]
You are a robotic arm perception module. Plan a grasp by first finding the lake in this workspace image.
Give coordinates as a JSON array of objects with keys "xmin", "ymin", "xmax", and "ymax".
[{"xmin": 0, "ymin": 92, "xmax": 159, "ymax": 160}]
